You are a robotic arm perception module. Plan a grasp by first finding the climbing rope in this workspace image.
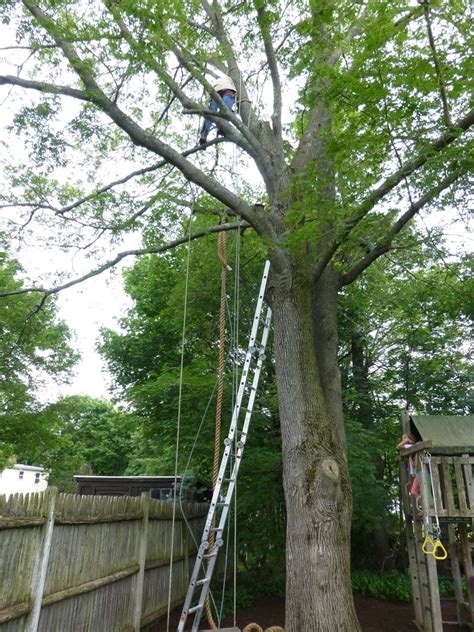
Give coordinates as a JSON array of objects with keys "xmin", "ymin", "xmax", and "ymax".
[
  {"xmin": 421, "ymin": 452, "xmax": 448, "ymax": 560},
  {"xmin": 215, "ymin": 220, "xmax": 229, "ymax": 490},
  {"xmin": 175, "ymin": 227, "xmax": 242, "ymax": 629},
  {"xmin": 232, "ymin": 217, "xmax": 241, "ymax": 630},
  {"xmin": 204, "ymin": 219, "xmax": 229, "ymax": 630}
]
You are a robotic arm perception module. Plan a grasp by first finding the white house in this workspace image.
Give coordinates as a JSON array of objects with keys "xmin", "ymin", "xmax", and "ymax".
[{"xmin": 0, "ymin": 463, "xmax": 49, "ymax": 498}]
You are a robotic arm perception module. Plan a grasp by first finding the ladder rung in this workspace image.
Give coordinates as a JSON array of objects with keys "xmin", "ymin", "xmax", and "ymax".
[
  {"xmin": 195, "ymin": 578, "xmax": 209, "ymax": 586},
  {"xmin": 203, "ymin": 551, "xmax": 218, "ymax": 558},
  {"xmin": 188, "ymin": 605, "xmax": 202, "ymax": 614}
]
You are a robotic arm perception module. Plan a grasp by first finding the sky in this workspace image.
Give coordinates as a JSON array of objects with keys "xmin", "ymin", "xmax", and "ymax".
[
  {"xmin": 9, "ymin": 240, "xmax": 136, "ymax": 402},
  {"xmin": 51, "ymin": 275, "xmax": 126, "ymax": 400}
]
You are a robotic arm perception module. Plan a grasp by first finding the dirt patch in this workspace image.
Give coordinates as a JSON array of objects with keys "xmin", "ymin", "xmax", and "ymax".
[{"xmin": 151, "ymin": 596, "xmax": 467, "ymax": 631}]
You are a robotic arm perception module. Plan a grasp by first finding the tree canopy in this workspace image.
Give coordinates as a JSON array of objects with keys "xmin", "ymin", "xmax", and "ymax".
[
  {"xmin": 0, "ymin": 251, "xmax": 78, "ymax": 464},
  {"xmin": 0, "ymin": 1, "xmax": 471, "ymax": 629},
  {"xmin": 42, "ymin": 395, "xmax": 135, "ymax": 492}
]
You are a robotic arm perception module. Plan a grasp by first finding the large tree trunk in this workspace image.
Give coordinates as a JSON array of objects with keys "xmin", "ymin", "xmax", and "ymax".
[{"xmin": 270, "ymin": 259, "xmax": 361, "ymax": 632}]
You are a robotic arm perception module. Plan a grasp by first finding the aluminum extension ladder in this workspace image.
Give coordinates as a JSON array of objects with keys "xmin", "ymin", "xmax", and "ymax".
[{"xmin": 177, "ymin": 260, "xmax": 272, "ymax": 631}]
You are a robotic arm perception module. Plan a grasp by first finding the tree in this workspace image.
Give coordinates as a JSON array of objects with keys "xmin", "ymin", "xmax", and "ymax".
[
  {"xmin": 0, "ymin": 1, "xmax": 471, "ymax": 629},
  {"xmin": 0, "ymin": 252, "xmax": 78, "ymax": 464},
  {"xmin": 40, "ymin": 395, "xmax": 135, "ymax": 492},
  {"xmin": 100, "ymin": 233, "xmax": 286, "ymax": 574},
  {"xmin": 339, "ymin": 246, "xmax": 473, "ymax": 568}
]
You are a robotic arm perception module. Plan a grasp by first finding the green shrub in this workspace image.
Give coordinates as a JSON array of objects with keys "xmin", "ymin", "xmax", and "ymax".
[
  {"xmin": 352, "ymin": 569, "xmax": 465, "ymax": 603},
  {"xmin": 213, "ymin": 568, "xmax": 462, "ymax": 618},
  {"xmin": 351, "ymin": 570, "xmax": 411, "ymax": 602}
]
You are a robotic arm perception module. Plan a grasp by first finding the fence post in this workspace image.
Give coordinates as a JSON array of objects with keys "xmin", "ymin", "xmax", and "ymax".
[
  {"xmin": 26, "ymin": 487, "xmax": 58, "ymax": 632},
  {"xmin": 133, "ymin": 491, "xmax": 150, "ymax": 632}
]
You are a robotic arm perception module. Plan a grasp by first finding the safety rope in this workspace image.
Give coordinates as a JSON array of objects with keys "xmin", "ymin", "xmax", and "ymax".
[
  {"xmin": 175, "ymin": 228, "xmax": 242, "ymax": 628},
  {"xmin": 166, "ymin": 186, "xmax": 195, "ymax": 632},
  {"xmin": 232, "ymin": 217, "xmax": 240, "ymax": 629},
  {"xmin": 215, "ymin": 220, "xmax": 229, "ymax": 489},
  {"xmin": 204, "ymin": 218, "xmax": 229, "ymax": 629}
]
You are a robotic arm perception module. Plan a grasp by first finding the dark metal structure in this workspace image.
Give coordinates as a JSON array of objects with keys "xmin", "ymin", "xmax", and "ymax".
[
  {"xmin": 400, "ymin": 412, "xmax": 474, "ymax": 631},
  {"xmin": 74, "ymin": 475, "xmax": 211, "ymax": 502}
]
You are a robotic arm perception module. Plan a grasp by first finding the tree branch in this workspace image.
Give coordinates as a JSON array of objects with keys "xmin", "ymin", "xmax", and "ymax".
[
  {"xmin": 54, "ymin": 140, "xmax": 225, "ymax": 216},
  {"xmin": 313, "ymin": 108, "xmax": 474, "ymax": 279},
  {"xmin": 200, "ymin": 0, "xmax": 257, "ymax": 132},
  {"xmin": 421, "ymin": 0, "xmax": 453, "ymax": 127},
  {"xmin": 0, "ymin": 74, "xmax": 89, "ymax": 101},
  {"xmin": 340, "ymin": 168, "xmax": 463, "ymax": 286},
  {"xmin": 347, "ymin": 109, "xmax": 472, "ymax": 220},
  {"xmin": 19, "ymin": 0, "xmax": 269, "ymax": 237},
  {"xmin": 0, "ymin": 221, "xmax": 249, "ymax": 299},
  {"xmin": 199, "ymin": 0, "xmax": 288, "ymax": 196},
  {"xmin": 255, "ymin": 1, "xmax": 282, "ymax": 139},
  {"xmin": 327, "ymin": 3, "xmax": 370, "ymax": 68},
  {"xmin": 105, "ymin": 2, "xmax": 265, "ymax": 166}
]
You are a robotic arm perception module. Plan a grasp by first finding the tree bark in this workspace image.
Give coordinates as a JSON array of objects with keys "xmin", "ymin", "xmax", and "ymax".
[
  {"xmin": 312, "ymin": 266, "xmax": 345, "ymax": 446},
  {"xmin": 271, "ymin": 258, "xmax": 361, "ymax": 632}
]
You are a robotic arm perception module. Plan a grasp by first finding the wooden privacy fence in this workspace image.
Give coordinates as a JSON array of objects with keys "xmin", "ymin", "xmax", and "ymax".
[{"xmin": 0, "ymin": 488, "xmax": 207, "ymax": 632}]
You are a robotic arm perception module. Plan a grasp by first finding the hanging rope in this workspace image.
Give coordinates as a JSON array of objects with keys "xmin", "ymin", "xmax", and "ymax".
[
  {"xmin": 166, "ymin": 186, "xmax": 195, "ymax": 632},
  {"xmin": 216, "ymin": 220, "xmax": 241, "ymax": 625},
  {"xmin": 175, "ymin": 228, "xmax": 242, "ymax": 629},
  {"xmin": 232, "ymin": 217, "xmax": 241, "ymax": 630},
  {"xmin": 205, "ymin": 217, "xmax": 229, "ymax": 629},
  {"xmin": 215, "ymin": 217, "xmax": 229, "ymax": 490}
]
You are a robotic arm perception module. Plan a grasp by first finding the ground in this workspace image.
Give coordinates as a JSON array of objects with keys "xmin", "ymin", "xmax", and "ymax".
[{"xmin": 152, "ymin": 595, "xmax": 467, "ymax": 631}]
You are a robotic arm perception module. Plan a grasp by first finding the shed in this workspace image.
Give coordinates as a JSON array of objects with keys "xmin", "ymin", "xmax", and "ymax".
[
  {"xmin": 405, "ymin": 414, "xmax": 474, "ymax": 450},
  {"xmin": 74, "ymin": 475, "xmax": 211, "ymax": 502}
]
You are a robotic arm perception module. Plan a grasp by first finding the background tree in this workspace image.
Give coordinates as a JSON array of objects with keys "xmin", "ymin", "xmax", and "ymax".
[
  {"xmin": 100, "ymin": 231, "xmax": 287, "ymax": 573},
  {"xmin": 340, "ymin": 242, "xmax": 473, "ymax": 568},
  {"xmin": 0, "ymin": 1, "xmax": 471, "ymax": 629},
  {"xmin": 0, "ymin": 251, "xmax": 78, "ymax": 465},
  {"xmin": 40, "ymin": 395, "xmax": 135, "ymax": 492}
]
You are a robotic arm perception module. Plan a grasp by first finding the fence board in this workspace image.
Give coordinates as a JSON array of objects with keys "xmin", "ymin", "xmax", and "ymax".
[{"xmin": 0, "ymin": 490, "xmax": 207, "ymax": 631}]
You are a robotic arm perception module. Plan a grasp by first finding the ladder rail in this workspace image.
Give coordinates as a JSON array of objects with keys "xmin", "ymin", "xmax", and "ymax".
[
  {"xmin": 196, "ymin": 304, "xmax": 271, "ymax": 556},
  {"xmin": 177, "ymin": 261, "xmax": 271, "ymax": 632},
  {"xmin": 189, "ymin": 307, "xmax": 272, "ymax": 630},
  {"xmin": 188, "ymin": 308, "xmax": 272, "ymax": 632}
]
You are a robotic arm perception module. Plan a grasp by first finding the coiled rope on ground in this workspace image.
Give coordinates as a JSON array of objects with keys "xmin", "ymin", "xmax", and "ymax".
[{"xmin": 242, "ymin": 624, "xmax": 285, "ymax": 632}]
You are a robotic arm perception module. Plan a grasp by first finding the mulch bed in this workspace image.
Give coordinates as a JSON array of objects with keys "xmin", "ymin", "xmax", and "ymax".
[{"xmin": 151, "ymin": 596, "xmax": 467, "ymax": 631}]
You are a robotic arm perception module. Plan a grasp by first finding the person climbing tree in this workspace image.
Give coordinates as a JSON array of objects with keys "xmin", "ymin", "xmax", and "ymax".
[{"xmin": 199, "ymin": 75, "xmax": 237, "ymax": 145}]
